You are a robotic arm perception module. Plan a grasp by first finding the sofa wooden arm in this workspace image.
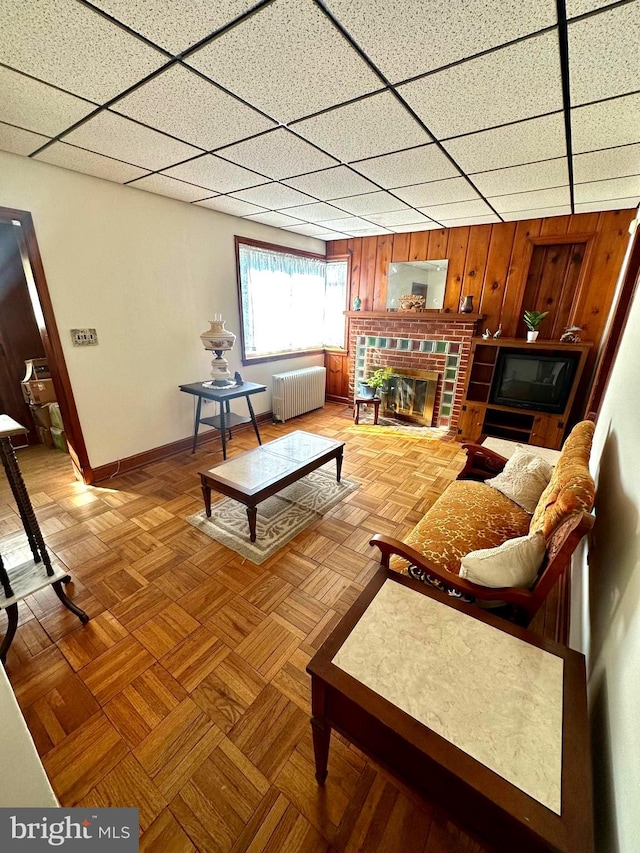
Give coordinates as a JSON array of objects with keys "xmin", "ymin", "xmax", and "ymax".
[{"xmin": 457, "ymin": 444, "xmax": 508, "ymax": 481}]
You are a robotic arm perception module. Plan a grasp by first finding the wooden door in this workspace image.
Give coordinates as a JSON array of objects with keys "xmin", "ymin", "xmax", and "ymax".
[
  {"xmin": 531, "ymin": 414, "xmax": 565, "ymax": 450},
  {"xmin": 325, "ymin": 351, "xmax": 350, "ymax": 402},
  {"xmin": 457, "ymin": 403, "xmax": 485, "ymax": 442}
]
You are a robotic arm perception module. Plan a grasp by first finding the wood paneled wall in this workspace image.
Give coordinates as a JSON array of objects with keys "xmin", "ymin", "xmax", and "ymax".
[{"xmin": 326, "ymin": 209, "xmax": 635, "ymax": 408}]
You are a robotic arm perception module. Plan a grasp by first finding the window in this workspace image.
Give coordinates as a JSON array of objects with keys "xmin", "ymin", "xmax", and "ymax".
[{"xmin": 236, "ymin": 238, "xmax": 348, "ymax": 362}]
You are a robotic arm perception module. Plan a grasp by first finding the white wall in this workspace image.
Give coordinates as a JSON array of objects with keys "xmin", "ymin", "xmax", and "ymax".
[
  {"xmin": 0, "ymin": 151, "xmax": 324, "ymax": 467},
  {"xmin": 570, "ymin": 243, "xmax": 640, "ymax": 850}
]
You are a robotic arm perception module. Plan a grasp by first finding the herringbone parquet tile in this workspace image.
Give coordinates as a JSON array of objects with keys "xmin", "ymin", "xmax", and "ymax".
[{"xmin": 1, "ymin": 404, "xmax": 512, "ymax": 851}]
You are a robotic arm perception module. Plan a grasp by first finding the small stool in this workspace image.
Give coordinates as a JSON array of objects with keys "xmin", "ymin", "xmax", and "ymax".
[{"xmin": 354, "ymin": 396, "xmax": 381, "ymax": 425}]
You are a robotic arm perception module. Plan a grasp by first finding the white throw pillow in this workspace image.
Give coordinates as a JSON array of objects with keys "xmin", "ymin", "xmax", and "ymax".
[
  {"xmin": 485, "ymin": 446, "xmax": 553, "ymax": 513},
  {"xmin": 459, "ymin": 531, "xmax": 546, "ymax": 589}
]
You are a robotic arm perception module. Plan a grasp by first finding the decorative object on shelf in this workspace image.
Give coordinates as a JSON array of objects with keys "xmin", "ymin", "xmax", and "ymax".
[
  {"xmin": 200, "ymin": 314, "xmax": 237, "ymax": 388},
  {"xmin": 353, "ymin": 295, "xmax": 362, "ymax": 311},
  {"xmin": 482, "ymin": 328, "xmax": 492, "ymax": 339},
  {"xmin": 523, "ymin": 310, "xmax": 549, "ymax": 343},
  {"xmin": 493, "ymin": 324, "xmax": 502, "ymax": 338},
  {"xmin": 399, "ymin": 294, "xmax": 426, "ymax": 312},
  {"xmin": 460, "ymin": 294, "xmax": 475, "ymax": 313},
  {"xmin": 560, "ymin": 326, "xmax": 583, "ymax": 343},
  {"xmin": 234, "ymin": 371, "xmax": 244, "ymax": 386},
  {"xmin": 358, "ymin": 366, "xmax": 393, "ymax": 399}
]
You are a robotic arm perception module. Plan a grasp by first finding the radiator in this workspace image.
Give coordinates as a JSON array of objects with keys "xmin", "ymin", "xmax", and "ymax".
[{"xmin": 272, "ymin": 366, "xmax": 326, "ymax": 422}]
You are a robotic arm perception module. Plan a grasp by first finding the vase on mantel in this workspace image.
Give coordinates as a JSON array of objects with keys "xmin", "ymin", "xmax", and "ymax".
[{"xmin": 460, "ymin": 295, "xmax": 474, "ymax": 313}]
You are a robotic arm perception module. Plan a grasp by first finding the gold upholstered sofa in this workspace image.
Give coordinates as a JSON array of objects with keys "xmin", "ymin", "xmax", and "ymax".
[{"xmin": 371, "ymin": 420, "xmax": 596, "ymax": 627}]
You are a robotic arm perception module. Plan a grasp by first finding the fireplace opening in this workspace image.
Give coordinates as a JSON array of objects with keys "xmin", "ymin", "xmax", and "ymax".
[{"xmin": 382, "ymin": 368, "xmax": 439, "ymax": 426}]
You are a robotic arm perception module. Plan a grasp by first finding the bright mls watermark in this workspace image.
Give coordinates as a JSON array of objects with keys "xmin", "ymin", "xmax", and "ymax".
[{"xmin": 0, "ymin": 809, "xmax": 138, "ymax": 850}]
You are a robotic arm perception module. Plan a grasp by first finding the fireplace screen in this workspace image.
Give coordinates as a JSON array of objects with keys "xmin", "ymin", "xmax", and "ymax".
[{"xmin": 382, "ymin": 369, "xmax": 439, "ymax": 426}]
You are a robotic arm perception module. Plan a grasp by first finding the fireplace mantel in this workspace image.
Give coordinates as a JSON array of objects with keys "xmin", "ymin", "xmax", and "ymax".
[{"xmin": 345, "ymin": 311, "xmax": 484, "ymax": 322}]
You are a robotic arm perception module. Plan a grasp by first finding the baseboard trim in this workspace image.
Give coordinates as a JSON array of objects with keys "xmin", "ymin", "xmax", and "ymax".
[
  {"xmin": 87, "ymin": 411, "xmax": 274, "ymax": 484},
  {"xmin": 326, "ymin": 394, "xmax": 350, "ymax": 405}
]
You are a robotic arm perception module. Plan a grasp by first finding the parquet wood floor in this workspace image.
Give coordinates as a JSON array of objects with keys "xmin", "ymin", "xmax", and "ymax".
[{"xmin": 1, "ymin": 404, "xmax": 550, "ymax": 852}]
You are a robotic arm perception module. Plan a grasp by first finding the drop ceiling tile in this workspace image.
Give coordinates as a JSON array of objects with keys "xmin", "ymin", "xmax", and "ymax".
[
  {"xmin": 63, "ymin": 111, "xmax": 201, "ymax": 171},
  {"xmin": 443, "ymin": 113, "xmax": 567, "ymax": 172},
  {"xmin": 230, "ymin": 183, "xmax": 317, "ymax": 209},
  {"xmin": 390, "ymin": 222, "xmax": 442, "ymax": 232},
  {"xmin": 566, "ymin": 0, "xmax": 618, "ymax": 16},
  {"xmin": 163, "ymin": 154, "xmax": 267, "ymax": 193},
  {"xmin": 217, "ymin": 129, "xmax": 338, "ymax": 181},
  {"xmin": 186, "ymin": 0, "xmax": 381, "ymax": 123},
  {"xmin": 34, "ymin": 141, "xmax": 148, "ymax": 182},
  {"xmin": 568, "ymin": 4, "xmax": 639, "ymax": 106},
  {"xmin": 501, "ymin": 206, "xmax": 572, "ymax": 221},
  {"xmin": 470, "ymin": 159, "xmax": 569, "ymax": 196},
  {"xmin": 128, "ymin": 173, "xmax": 212, "ymax": 201},
  {"xmin": 283, "ymin": 222, "xmax": 342, "ymax": 237},
  {"xmin": 331, "ymin": 192, "xmax": 409, "ymax": 216},
  {"xmin": 351, "ymin": 144, "xmax": 460, "ymax": 189},
  {"xmin": 112, "ymin": 65, "xmax": 275, "ymax": 150},
  {"xmin": 315, "ymin": 231, "xmax": 350, "ymax": 240},
  {"xmin": 574, "ymin": 197, "xmax": 638, "ymax": 213},
  {"xmin": 573, "ymin": 144, "xmax": 640, "ymax": 183},
  {"xmin": 438, "ymin": 213, "xmax": 502, "ymax": 226},
  {"xmin": 417, "ymin": 198, "xmax": 495, "ymax": 220},
  {"xmin": 392, "ymin": 177, "xmax": 479, "ymax": 208},
  {"xmin": 398, "ymin": 32, "xmax": 562, "ymax": 139},
  {"xmin": 243, "ymin": 211, "xmax": 306, "ymax": 228},
  {"xmin": 366, "ymin": 210, "xmax": 431, "ymax": 227},
  {"xmin": 322, "ymin": 0, "xmax": 556, "ymax": 82},
  {"xmin": 0, "ymin": 66, "xmax": 96, "ymax": 138},
  {"xmin": 0, "ymin": 0, "xmax": 166, "ymax": 102},
  {"xmin": 490, "ymin": 186, "xmax": 570, "ymax": 213},
  {"xmin": 0, "ymin": 122, "xmax": 50, "ymax": 156},
  {"xmin": 292, "ymin": 91, "xmax": 431, "ymax": 162},
  {"xmin": 194, "ymin": 197, "xmax": 266, "ymax": 217},
  {"xmin": 277, "ymin": 202, "xmax": 347, "ymax": 222},
  {"xmin": 574, "ymin": 176, "xmax": 640, "ymax": 204},
  {"xmin": 572, "ymin": 94, "xmax": 640, "ymax": 154},
  {"xmin": 318, "ymin": 217, "xmax": 378, "ymax": 232},
  {"xmin": 90, "ymin": 0, "xmax": 259, "ymax": 53},
  {"xmin": 348, "ymin": 226, "xmax": 394, "ymax": 236},
  {"xmin": 283, "ymin": 166, "xmax": 379, "ymax": 200}
]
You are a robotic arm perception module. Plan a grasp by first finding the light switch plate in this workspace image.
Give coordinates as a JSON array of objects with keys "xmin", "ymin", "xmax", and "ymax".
[{"xmin": 71, "ymin": 328, "xmax": 99, "ymax": 346}]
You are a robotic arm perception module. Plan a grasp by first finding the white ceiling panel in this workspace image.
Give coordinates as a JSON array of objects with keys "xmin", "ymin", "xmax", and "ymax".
[
  {"xmin": 501, "ymin": 206, "xmax": 571, "ymax": 221},
  {"xmin": 90, "ymin": 0, "xmax": 260, "ymax": 54},
  {"xmin": 366, "ymin": 210, "xmax": 431, "ymax": 227},
  {"xmin": 392, "ymin": 177, "xmax": 479, "ymax": 208},
  {"xmin": 444, "ymin": 113, "xmax": 567, "ymax": 173},
  {"xmin": 292, "ymin": 91, "xmax": 431, "ymax": 163},
  {"xmin": 128, "ymin": 174, "xmax": 212, "ymax": 202},
  {"xmin": 112, "ymin": 65, "xmax": 275, "ymax": 150},
  {"xmin": 489, "ymin": 186, "xmax": 570, "ymax": 213},
  {"xmin": 470, "ymin": 159, "xmax": 569, "ymax": 196},
  {"xmin": 574, "ymin": 197, "xmax": 638, "ymax": 213},
  {"xmin": 347, "ymin": 226, "xmax": 394, "ymax": 236},
  {"xmin": 282, "ymin": 222, "xmax": 342, "ymax": 237},
  {"xmin": 217, "ymin": 129, "xmax": 338, "ymax": 180},
  {"xmin": 398, "ymin": 32, "xmax": 563, "ymax": 140},
  {"xmin": 417, "ymin": 198, "xmax": 495, "ymax": 221},
  {"xmin": 0, "ymin": 66, "xmax": 96, "ymax": 138},
  {"xmin": 283, "ymin": 166, "xmax": 379, "ymax": 200},
  {"xmin": 314, "ymin": 232, "xmax": 350, "ymax": 240},
  {"xmin": 34, "ymin": 141, "xmax": 148, "ymax": 183},
  {"xmin": 322, "ymin": 0, "xmax": 556, "ymax": 82},
  {"xmin": 568, "ymin": 4, "xmax": 640, "ymax": 106},
  {"xmin": 0, "ymin": 0, "xmax": 166, "ymax": 103},
  {"xmin": 438, "ymin": 214, "xmax": 502, "ymax": 226},
  {"xmin": 566, "ymin": 0, "xmax": 619, "ymax": 17},
  {"xmin": 277, "ymin": 202, "xmax": 347, "ymax": 222},
  {"xmin": 194, "ymin": 197, "xmax": 266, "ymax": 216},
  {"xmin": 63, "ymin": 111, "xmax": 201, "ymax": 171},
  {"xmin": 351, "ymin": 144, "xmax": 460, "ymax": 189},
  {"xmin": 243, "ymin": 211, "xmax": 306, "ymax": 227},
  {"xmin": 230, "ymin": 183, "xmax": 318, "ymax": 209},
  {"xmin": 330, "ymin": 192, "xmax": 409, "ymax": 216},
  {"xmin": 186, "ymin": 0, "xmax": 381, "ymax": 123},
  {"xmin": 318, "ymin": 216, "xmax": 379, "ymax": 232},
  {"xmin": 390, "ymin": 222, "xmax": 442, "ymax": 232},
  {"xmin": 0, "ymin": 122, "xmax": 50, "ymax": 156},
  {"xmin": 571, "ymin": 94, "xmax": 640, "ymax": 154},
  {"xmin": 574, "ymin": 176, "xmax": 640, "ymax": 204},
  {"xmin": 573, "ymin": 144, "xmax": 640, "ymax": 184},
  {"xmin": 163, "ymin": 154, "xmax": 267, "ymax": 193}
]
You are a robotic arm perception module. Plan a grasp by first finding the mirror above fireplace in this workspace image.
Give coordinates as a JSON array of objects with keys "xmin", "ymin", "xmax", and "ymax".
[{"xmin": 386, "ymin": 260, "xmax": 448, "ymax": 311}]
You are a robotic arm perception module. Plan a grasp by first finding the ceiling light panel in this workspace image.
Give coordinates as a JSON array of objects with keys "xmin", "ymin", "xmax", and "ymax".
[
  {"xmin": 217, "ymin": 129, "xmax": 338, "ymax": 180},
  {"xmin": 276, "ymin": 202, "xmax": 347, "ymax": 222},
  {"xmin": 398, "ymin": 32, "xmax": 563, "ymax": 140},
  {"xmin": 0, "ymin": 0, "xmax": 166, "ymax": 103},
  {"xmin": 163, "ymin": 154, "xmax": 268, "ymax": 193},
  {"xmin": 351, "ymin": 144, "xmax": 460, "ymax": 188},
  {"xmin": 283, "ymin": 166, "xmax": 379, "ymax": 199},
  {"xmin": 417, "ymin": 198, "xmax": 495, "ymax": 220},
  {"xmin": 392, "ymin": 177, "xmax": 479, "ymax": 208},
  {"xmin": 501, "ymin": 206, "xmax": 571, "ymax": 221},
  {"xmin": 443, "ymin": 113, "xmax": 567, "ymax": 172},
  {"xmin": 292, "ymin": 91, "xmax": 431, "ymax": 162},
  {"xmin": 0, "ymin": 122, "xmax": 50, "ymax": 156},
  {"xmin": 89, "ymin": 0, "xmax": 260, "ymax": 54},
  {"xmin": 568, "ymin": 4, "xmax": 639, "ymax": 106},
  {"xmin": 185, "ymin": 0, "xmax": 382, "ymax": 123},
  {"xmin": 0, "ymin": 66, "xmax": 96, "ymax": 138},
  {"xmin": 243, "ymin": 211, "xmax": 306, "ymax": 227},
  {"xmin": 34, "ymin": 142, "xmax": 148, "ymax": 183},
  {"xmin": 573, "ymin": 144, "xmax": 640, "ymax": 184},
  {"xmin": 366, "ymin": 210, "xmax": 431, "ymax": 226},
  {"xmin": 470, "ymin": 159, "xmax": 569, "ymax": 196},
  {"xmin": 574, "ymin": 176, "xmax": 640, "ymax": 204},
  {"xmin": 63, "ymin": 111, "xmax": 201, "ymax": 171},
  {"xmin": 230, "ymin": 183, "xmax": 318, "ymax": 209},
  {"xmin": 194, "ymin": 197, "xmax": 266, "ymax": 216},
  {"xmin": 489, "ymin": 186, "xmax": 570, "ymax": 213},
  {"xmin": 574, "ymin": 197, "xmax": 638, "ymax": 213},
  {"xmin": 571, "ymin": 94, "xmax": 640, "ymax": 154},
  {"xmin": 128, "ymin": 174, "xmax": 212, "ymax": 201},
  {"xmin": 112, "ymin": 65, "xmax": 275, "ymax": 150},
  {"xmin": 330, "ymin": 191, "xmax": 409, "ymax": 216},
  {"xmin": 322, "ymin": 0, "xmax": 556, "ymax": 83}
]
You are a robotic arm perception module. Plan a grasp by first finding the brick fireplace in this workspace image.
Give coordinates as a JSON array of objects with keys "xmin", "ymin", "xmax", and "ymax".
[{"xmin": 348, "ymin": 313, "xmax": 478, "ymax": 430}]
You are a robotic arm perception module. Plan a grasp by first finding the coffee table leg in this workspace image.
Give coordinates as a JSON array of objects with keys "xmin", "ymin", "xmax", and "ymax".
[
  {"xmin": 247, "ymin": 506, "xmax": 257, "ymax": 542},
  {"xmin": 336, "ymin": 448, "xmax": 343, "ymax": 483},
  {"xmin": 311, "ymin": 679, "xmax": 330, "ymax": 784},
  {"xmin": 200, "ymin": 478, "xmax": 212, "ymax": 517}
]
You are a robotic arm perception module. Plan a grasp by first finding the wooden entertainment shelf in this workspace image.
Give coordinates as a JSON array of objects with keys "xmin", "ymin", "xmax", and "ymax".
[{"xmin": 457, "ymin": 337, "xmax": 592, "ymax": 449}]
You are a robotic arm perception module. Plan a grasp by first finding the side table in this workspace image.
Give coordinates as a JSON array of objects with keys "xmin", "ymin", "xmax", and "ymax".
[
  {"xmin": 354, "ymin": 396, "xmax": 381, "ymax": 425},
  {"xmin": 0, "ymin": 415, "xmax": 88, "ymax": 664}
]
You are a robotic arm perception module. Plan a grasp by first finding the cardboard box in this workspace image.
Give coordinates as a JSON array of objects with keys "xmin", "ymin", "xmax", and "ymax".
[
  {"xmin": 22, "ymin": 379, "xmax": 56, "ymax": 405},
  {"xmin": 31, "ymin": 404, "xmax": 52, "ymax": 429},
  {"xmin": 49, "ymin": 402, "xmax": 64, "ymax": 431},
  {"xmin": 50, "ymin": 427, "xmax": 68, "ymax": 453},
  {"xmin": 36, "ymin": 425, "xmax": 54, "ymax": 448},
  {"xmin": 23, "ymin": 358, "xmax": 50, "ymax": 381}
]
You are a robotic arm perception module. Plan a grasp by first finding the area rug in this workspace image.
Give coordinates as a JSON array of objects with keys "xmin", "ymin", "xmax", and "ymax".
[{"xmin": 186, "ymin": 467, "xmax": 360, "ymax": 565}]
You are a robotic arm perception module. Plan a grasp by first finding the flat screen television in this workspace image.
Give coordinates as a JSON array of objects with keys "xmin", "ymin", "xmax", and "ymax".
[{"xmin": 489, "ymin": 350, "xmax": 580, "ymax": 414}]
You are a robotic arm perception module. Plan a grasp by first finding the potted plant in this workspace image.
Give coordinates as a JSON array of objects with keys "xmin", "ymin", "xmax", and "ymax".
[
  {"xmin": 358, "ymin": 366, "xmax": 393, "ymax": 399},
  {"xmin": 523, "ymin": 310, "xmax": 549, "ymax": 342}
]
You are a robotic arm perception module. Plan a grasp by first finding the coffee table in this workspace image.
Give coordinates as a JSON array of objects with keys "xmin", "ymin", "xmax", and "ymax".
[
  {"xmin": 198, "ymin": 431, "xmax": 344, "ymax": 542},
  {"xmin": 307, "ymin": 568, "xmax": 593, "ymax": 853}
]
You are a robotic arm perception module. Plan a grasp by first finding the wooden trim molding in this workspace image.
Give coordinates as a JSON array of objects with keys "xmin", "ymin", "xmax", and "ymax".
[{"xmin": 345, "ymin": 311, "xmax": 484, "ymax": 321}]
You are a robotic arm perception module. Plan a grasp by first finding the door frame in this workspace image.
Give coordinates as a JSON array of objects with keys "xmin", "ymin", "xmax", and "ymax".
[{"xmin": 0, "ymin": 205, "xmax": 92, "ymax": 483}]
